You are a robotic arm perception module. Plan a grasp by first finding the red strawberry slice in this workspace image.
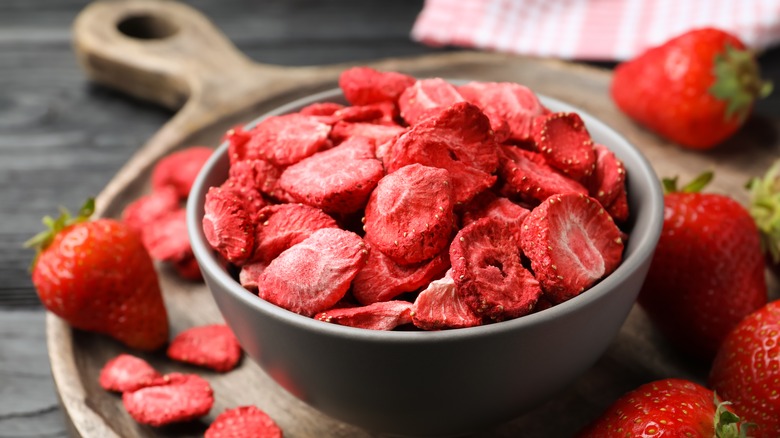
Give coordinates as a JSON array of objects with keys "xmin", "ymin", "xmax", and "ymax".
[
  {"xmin": 330, "ymin": 121, "xmax": 407, "ymax": 149},
  {"xmin": 122, "ymin": 186, "xmax": 180, "ymax": 236},
  {"xmin": 339, "ymin": 66, "xmax": 416, "ymax": 106},
  {"xmin": 151, "ymin": 146, "xmax": 213, "ymax": 200},
  {"xmin": 498, "ymin": 145, "xmax": 587, "ymax": 205},
  {"xmin": 411, "ymin": 269, "xmax": 482, "ymax": 330},
  {"xmin": 588, "ymin": 143, "xmax": 627, "ymax": 209},
  {"xmin": 519, "ymin": 193, "xmax": 624, "ymax": 304},
  {"xmin": 352, "ymin": 243, "xmax": 450, "ymax": 304},
  {"xmin": 278, "ymin": 137, "xmax": 385, "ymax": 214},
  {"xmin": 205, "ymin": 406, "xmax": 283, "ymax": 438},
  {"xmin": 123, "ymin": 373, "xmax": 214, "ymax": 426},
  {"xmin": 458, "ymin": 81, "xmax": 545, "ymax": 143},
  {"xmin": 167, "ymin": 324, "xmax": 242, "ymax": 372},
  {"xmin": 363, "ymin": 164, "xmax": 455, "ymax": 265},
  {"xmin": 316, "ymin": 300, "xmax": 414, "ymax": 330},
  {"xmin": 253, "ymin": 204, "xmax": 339, "ymax": 264},
  {"xmin": 141, "ymin": 209, "xmax": 191, "ymax": 262},
  {"xmin": 398, "ymin": 78, "xmax": 465, "ymax": 125},
  {"xmin": 202, "ymin": 186, "xmax": 256, "ymax": 265},
  {"xmin": 99, "ymin": 354, "xmax": 164, "ymax": 393},
  {"xmin": 226, "ymin": 158, "xmax": 281, "ymax": 199},
  {"xmin": 243, "ymin": 113, "xmax": 332, "ymax": 167},
  {"xmin": 256, "ymin": 228, "xmax": 369, "ymax": 316},
  {"xmin": 462, "ymin": 194, "xmax": 530, "ymax": 246},
  {"xmin": 451, "ymin": 217, "xmax": 542, "ymax": 321},
  {"xmin": 531, "ymin": 112, "xmax": 596, "ymax": 182}
]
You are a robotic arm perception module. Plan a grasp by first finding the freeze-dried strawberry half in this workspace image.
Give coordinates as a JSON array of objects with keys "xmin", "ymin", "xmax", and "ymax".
[
  {"xmin": 205, "ymin": 406, "xmax": 283, "ymax": 438},
  {"xmin": 364, "ymin": 164, "xmax": 455, "ymax": 265},
  {"xmin": 278, "ymin": 137, "xmax": 385, "ymax": 214},
  {"xmin": 122, "ymin": 373, "xmax": 214, "ymax": 427},
  {"xmin": 99, "ymin": 354, "xmax": 164, "ymax": 393},
  {"xmin": 498, "ymin": 145, "xmax": 587, "ymax": 205},
  {"xmin": 397, "ymin": 78, "xmax": 465, "ymax": 125},
  {"xmin": 141, "ymin": 209, "xmax": 192, "ymax": 262},
  {"xmin": 241, "ymin": 113, "xmax": 332, "ymax": 167},
  {"xmin": 458, "ymin": 81, "xmax": 546, "ymax": 143},
  {"xmin": 383, "ymin": 102, "xmax": 499, "ymax": 206},
  {"xmin": 226, "ymin": 158, "xmax": 281, "ymax": 199},
  {"xmin": 330, "ymin": 121, "xmax": 407, "ymax": 149},
  {"xmin": 352, "ymin": 242, "xmax": 450, "ymax": 304},
  {"xmin": 122, "ymin": 186, "xmax": 180, "ymax": 236},
  {"xmin": 256, "ymin": 228, "xmax": 369, "ymax": 317},
  {"xmin": 339, "ymin": 66, "xmax": 416, "ymax": 106},
  {"xmin": 316, "ymin": 300, "xmax": 414, "ymax": 330},
  {"xmin": 519, "ymin": 193, "xmax": 624, "ymax": 304},
  {"xmin": 451, "ymin": 217, "xmax": 542, "ymax": 321},
  {"xmin": 411, "ymin": 269, "xmax": 482, "ymax": 330},
  {"xmin": 462, "ymin": 195, "xmax": 531, "ymax": 246},
  {"xmin": 253, "ymin": 203, "xmax": 339, "ymax": 264},
  {"xmin": 588, "ymin": 143, "xmax": 627, "ymax": 209},
  {"xmin": 167, "ymin": 324, "xmax": 242, "ymax": 372},
  {"xmin": 202, "ymin": 186, "xmax": 255, "ymax": 265},
  {"xmin": 531, "ymin": 112, "xmax": 596, "ymax": 182},
  {"xmin": 151, "ymin": 146, "xmax": 214, "ymax": 200}
]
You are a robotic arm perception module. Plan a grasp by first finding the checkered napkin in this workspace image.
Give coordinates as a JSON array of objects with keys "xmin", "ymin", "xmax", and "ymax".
[{"xmin": 411, "ymin": 0, "xmax": 780, "ymax": 60}]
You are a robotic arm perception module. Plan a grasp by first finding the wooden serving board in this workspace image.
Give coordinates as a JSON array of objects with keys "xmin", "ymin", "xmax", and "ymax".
[{"xmin": 48, "ymin": 1, "xmax": 780, "ymax": 437}]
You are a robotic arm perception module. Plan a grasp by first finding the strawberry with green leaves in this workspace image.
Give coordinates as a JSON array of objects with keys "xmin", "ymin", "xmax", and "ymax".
[
  {"xmin": 27, "ymin": 199, "xmax": 169, "ymax": 351},
  {"xmin": 638, "ymin": 173, "xmax": 767, "ymax": 361},
  {"xmin": 611, "ymin": 28, "xmax": 772, "ymax": 149},
  {"xmin": 747, "ymin": 160, "xmax": 780, "ymax": 274}
]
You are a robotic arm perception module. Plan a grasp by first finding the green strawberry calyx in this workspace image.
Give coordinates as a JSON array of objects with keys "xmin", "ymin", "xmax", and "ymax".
[
  {"xmin": 24, "ymin": 198, "xmax": 96, "ymax": 268},
  {"xmin": 710, "ymin": 44, "xmax": 773, "ymax": 123},
  {"xmin": 747, "ymin": 160, "xmax": 780, "ymax": 264},
  {"xmin": 713, "ymin": 397, "xmax": 753, "ymax": 438},
  {"xmin": 662, "ymin": 171, "xmax": 714, "ymax": 194}
]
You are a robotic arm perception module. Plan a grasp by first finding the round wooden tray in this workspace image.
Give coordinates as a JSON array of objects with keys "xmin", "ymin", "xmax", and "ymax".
[{"xmin": 48, "ymin": 1, "xmax": 780, "ymax": 437}]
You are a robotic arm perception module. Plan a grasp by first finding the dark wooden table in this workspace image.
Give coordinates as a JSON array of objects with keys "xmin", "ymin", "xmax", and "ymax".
[{"xmin": 2, "ymin": 1, "xmax": 778, "ymax": 436}]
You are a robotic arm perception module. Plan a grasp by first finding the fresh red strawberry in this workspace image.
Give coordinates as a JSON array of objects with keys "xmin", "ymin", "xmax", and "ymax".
[
  {"xmin": 122, "ymin": 373, "xmax": 214, "ymax": 426},
  {"xmin": 338, "ymin": 66, "xmax": 416, "ymax": 106},
  {"xmin": 638, "ymin": 173, "xmax": 767, "ymax": 361},
  {"xmin": 577, "ymin": 378, "xmax": 748, "ymax": 438},
  {"xmin": 747, "ymin": 160, "xmax": 780, "ymax": 275},
  {"xmin": 710, "ymin": 300, "xmax": 780, "ymax": 438},
  {"xmin": 167, "ymin": 324, "xmax": 242, "ymax": 372},
  {"xmin": 611, "ymin": 27, "xmax": 772, "ymax": 149},
  {"xmin": 99, "ymin": 354, "xmax": 164, "ymax": 393},
  {"xmin": 205, "ymin": 405, "xmax": 283, "ymax": 438},
  {"xmin": 316, "ymin": 300, "xmax": 414, "ymax": 331},
  {"xmin": 151, "ymin": 146, "xmax": 213, "ymax": 199},
  {"xmin": 27, "ymin": 199, "xmax": 169, "ymax": 351},
  {"xmin": 411, "ymin": 269, "xmax": 482, "ymax": 330}
]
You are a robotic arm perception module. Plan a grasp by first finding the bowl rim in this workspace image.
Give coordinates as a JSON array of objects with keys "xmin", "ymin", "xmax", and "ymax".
[{"xmin": 187, "ymin": 86, "xmax": 664, "ymax": 344}]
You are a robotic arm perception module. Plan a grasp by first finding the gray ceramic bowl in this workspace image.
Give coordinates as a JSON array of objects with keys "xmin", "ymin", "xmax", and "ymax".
[{"xmin": 188, "ymin": 88, "xmax": 664, "ymax": 437}]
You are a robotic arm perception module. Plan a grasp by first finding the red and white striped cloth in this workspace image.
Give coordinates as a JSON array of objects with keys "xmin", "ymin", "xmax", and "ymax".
[{"xmin": 411, "ymin": 0, "xmax": 780, "ymax": 60}]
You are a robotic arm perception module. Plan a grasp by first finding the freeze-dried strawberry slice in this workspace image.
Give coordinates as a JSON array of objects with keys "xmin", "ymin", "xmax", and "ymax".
[
  {"xmin": 316, "ymin": 300, "xmax": 413, "ymax": 330},
  {"xmin": 141, "ymin": 209, "xmax": 191, "ymax": 262},
  {"xmin": 462, "ymin": 195, "xmax": 530, "ymax": 245},
  {"xmin": 451, "ymin": 217, "xmax": 542, "ymax": 321},
  {"xmin": 339, "ymin": 66, "xmax": 416, "ymax": 106},
  {"xmin": 352, "ymin": 243, "xmax": 450, "ymax": 304},
  {"xmin": 225, "ymin": 126, "xmax": 253, "ymax": 165},
  {"xmin": 239, "ymin": 261, "xmax": 266, "ymax": 292},
  {"xmin": 123, "ymin": 373, "xmax": 214, "ymax": 427},
  {"xmin": 606, "ymin": 186, "xmax": 630, "ymax": 223},
  {"xmin": 205, "ymin": 406, "xmax": 283, "ymax": 438},
  {"xmin": 226, "ymin": 158, "xmax": 281, "ymax": 198},
  {"xmin": 172, "ymin": 254, "xmax": 202, "ymax": 281},
  {"xmin": 458, "ymin": 81, "xmax": 545, "ymax": 143},
  {"xmin": 300, "ymin": 101, "xmax": 344, "ymax": 116},
  {"xmin": 253, "ymin": 204, "xmax": 339, "ymax": 264},
  {"xmin": 330, "ymin": 121, "xmax": 407, "ymax": 148},
  {"xmin": 498, "ymin": 145, "xmax": 587, "ymax": 204},
  {"xmin": 256, "ymin": 228, "xmax": 369, "ymax": 316},
  {"xmin": 122, "ymin": 186, "xmax": 180, "ymax": 236},
  {"xmin": 519, "ymin": 193, "xmax": 624, "ymax": 303},
  {"xmin": 589, "ymin": 143, "xmax": 627, "ymax": 210},
  {"xmin": 202, "ymin": 186, "xmax": 255, "ymax": 265},
  {"xmin": 278, "ymin": 137, "xmax": 384, "ymax": 214},
  {"xmin": 531, "ymin": 112, "xmax": 596, "ymax": 182},
  {"xmin": 99, "ymin": 354, "xmax": 164, "ymax": 393},
  {"xmin": 364, "ymin": 164, "xmax": 454, "ymax": 265},
  {"xmin": 151, "ymin": 146, "xmax": 213, "ymax": 199},
  {"xmin": 242, "ymin": 114, "xmax": 332, "ymax": 167},
  {"xmin": 383, "ymin": 102, "xmax": 499, "ymax": 205},
  {"xmin": 167, "ymin": 324, "xmax": 242, "ymax": 372},
  {"xmin": 411, "ymin": 269, "xmax": 482, "ymax": 330},
  {"xmin": 397, "ymin": 78, "xmax": 465, "ymax": 125}
]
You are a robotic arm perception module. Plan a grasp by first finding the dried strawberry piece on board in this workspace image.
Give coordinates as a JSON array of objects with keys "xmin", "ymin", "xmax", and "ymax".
[
  {"xmin": 99, "ymin": 354, "xmax": 164, "ymax": 393},
  {"xmin": 167, "ymin": 324, "xmax": 242, "ymax": 372},
  {"xmin": 151, "ymin": 146, "xmax": 214, "ymax": 200},
  {"xmin": 451, "ymin": 217, "xmax": 542, "ymax": 321},
  {"xmin": 339, "ymin": 66, "xmax": 416, "ymax": 106},
  {"xmin": 122, "ymin": 373, "xmax": 214, "ymax": 427},
  {"xmin": 458, "ymin": 81, "xmax": 546, "ymax": 143},
  {"xmin": 352, "ymin": 243, "xmax": 450, "ymax": 304},
  {"xmin": 364, "ymin": 164, "xmax": 455, "ymax": 265},
  {"xmin": 520, "ymin": 193, "xmax": 624, "ymax": 304},
  {"xmin": 462, "ymin": 195, "xmax": 531, "ymax": 245},
  {"xmin": 205, "ymin": 406, "xmax": 283, "ymax": 438},
  {"xmin": 316, "ymin": 300, "xmax": 414, "ymax": 330},
  {"xmin": 588, "ymin": 143, "xmax": 627, "ymax": 209},
  {"xmin": 278, "ymin": 137, "xmax": 385, "ymax": 214},
  {"xmin": 122, "ymin": 186, "xmax": 180, "ymax": 236},
  {"xmin": 330, "ymin": 121, "xmax": 407, "ymax": 148},
  {"xmin": 202, "ymin": 186, "xmax": 256, "ymax": 265},
  {"xmin": 397, "ymin": 78, "xmax": 465, "ymax": 125},
  {"xmin": 242, "ymin": 113, "xmax": 332, "ymax": 167},
  {"xmin": 411, "ymin": 269, "xmax": 482, "ymax": 330},
  {"xmin": 141, "ymin": 209, "xmax": 192, "ymax": 262},
  {"xmin": 498, "ymin": 145, "xmax": 587, "ymax": 205},
  {"xmin": 256, "ymin": 228, "xmax": 369, "ymax": 316},
  {"xmin": 531, "ymin": 112, "xmax": 596, "ymax": 182},
  {"xmin": 253, "ymin": 204, "xmax": 339, "ymax": 264}
]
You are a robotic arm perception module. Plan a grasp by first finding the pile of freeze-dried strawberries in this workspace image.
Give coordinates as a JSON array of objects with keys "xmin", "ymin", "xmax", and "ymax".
[{"xmin": 203, "ymin": 67, "xmax": 629, "ymax": 331}]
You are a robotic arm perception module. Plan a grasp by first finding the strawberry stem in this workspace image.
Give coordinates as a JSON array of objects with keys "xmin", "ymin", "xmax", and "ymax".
[
  {"xmin": 25, "ymin": 198, "xmax": 96, "ymax": 268},
  {"xmin": 662, "ymin": 171, "xmax": 714, "ymax": 194},
  {"xmin": 747, "ymin": 160, "xmax": 780, "ymax": 263},
  {"xmin": 713, "ymin": 397, "xmax": 752, "ymax": 438},
  {"xmin": 710, "ymin": 44, "xmax": 773, "ymax": 123}
]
